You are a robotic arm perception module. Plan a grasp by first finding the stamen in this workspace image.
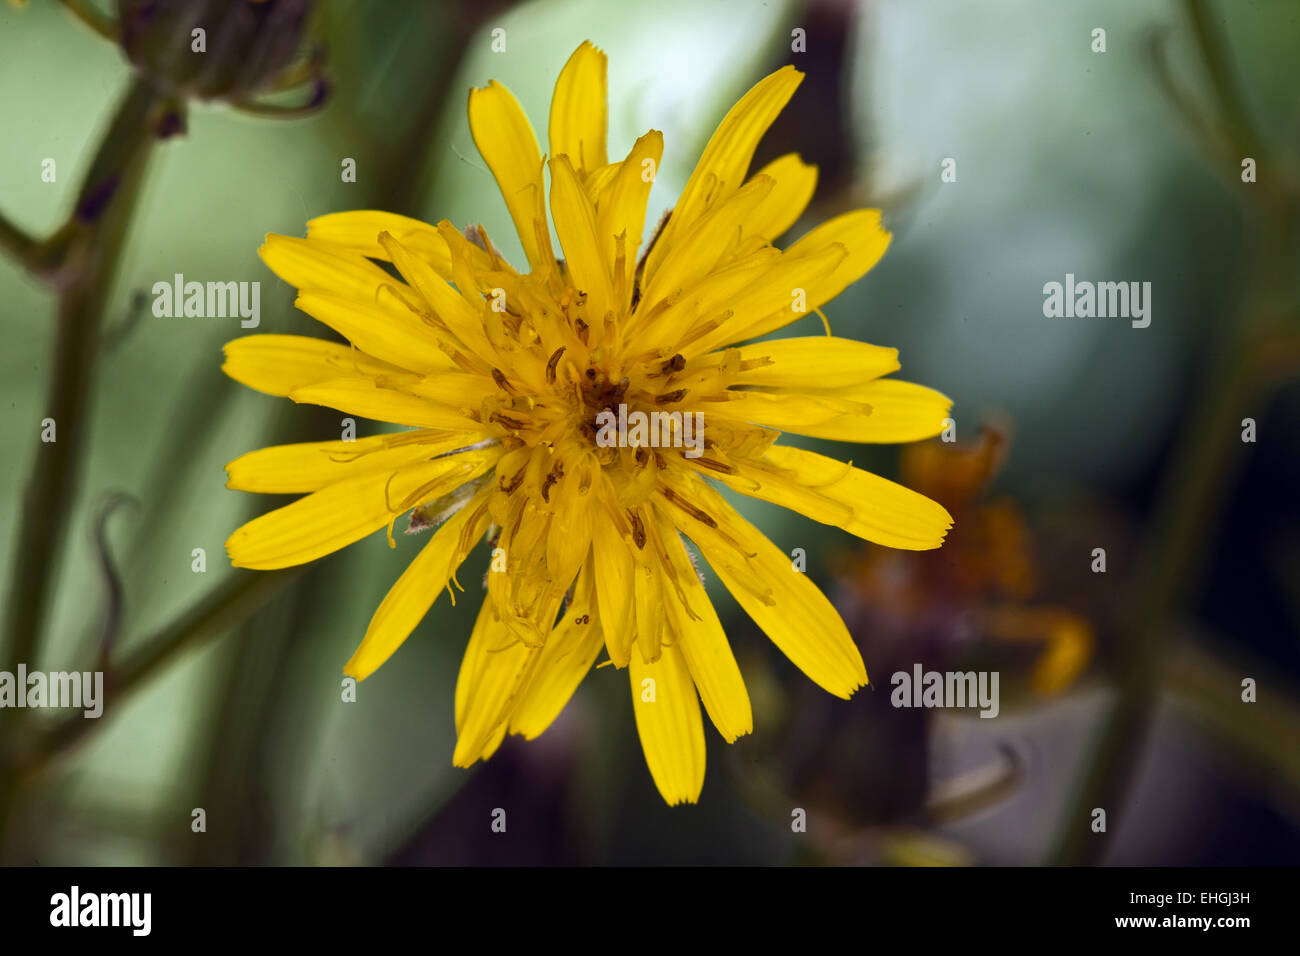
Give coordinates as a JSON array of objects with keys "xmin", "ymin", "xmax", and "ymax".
[
  {"xmin": 546, "ymin": 346, "xmax": 567, "ymax": 384},
  {"xmin": 383, "ymin": 470, "xmax": 403, "ymax": 512},
  {"xmin": 632, "ymin": 208, "xmax": 673, "ymax": 309},
  {"xmin": 612, "ymin": 231, "xmax": 628, "ymax": 309},
  {"xmin": 541, "ymin": 461, "xmax": 564, "ymax": 502},
  {"xmin": 693, "ymin": 456, "xmax": 736, "ymax": 474},
  {"xmin": 397, "ymin": 468, "xmax": 469, "ymax": 512},
  {"xmin": 432, "ymin": 438, "xmax": 498, "ymax": 460},
  {"xmin": 815, "ymin": 306, "xmax": 832, "ymax": 336},
  {"xmin": 675, "ymin": 313, "xmax": 728, "ymax": 350},
  {"xmin": 490, "ymin": 411, "xmax": 528, "ymax": 430},
  {"xmin": 627, "ymin": 509, "xmax": 647, "ymax": 549},
  {"xmin": 491, "ymin": 368, "xmax": 518, "ymax": 395},
  {"xmin": 457, "ymin": 500, "xmax": 490, "ymax": 556},
  {"xmin": 500, "ymin": 467, "xmax": 526, "ymax": 495},
  {"xmin": 659, "ymin": 484, "xmax": 718, "ymax": 528}
]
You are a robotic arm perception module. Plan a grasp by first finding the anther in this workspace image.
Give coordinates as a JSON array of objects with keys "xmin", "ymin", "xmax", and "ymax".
[{"xmin": 546, "ymin": 346, "xmax": 567, "ymax": 384}]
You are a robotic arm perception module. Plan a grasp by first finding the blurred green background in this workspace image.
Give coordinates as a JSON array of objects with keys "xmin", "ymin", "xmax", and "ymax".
[{"xmin": 1, "ymin": 0, "xmax": 1298, "ymax": 865}]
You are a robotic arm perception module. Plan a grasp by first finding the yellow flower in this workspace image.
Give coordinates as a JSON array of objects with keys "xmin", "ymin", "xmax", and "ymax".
[{"xmin": 223, "ymin": 42, "xmax": 953, "ymax": 805}]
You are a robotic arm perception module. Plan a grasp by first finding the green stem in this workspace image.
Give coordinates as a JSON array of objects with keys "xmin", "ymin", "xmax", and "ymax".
[
  {"xmin": 0, "ymin": 564, "xmax": 295, "ymax": 863},
  {"xmin": 27, "ymin": 569, "xmax": 301, "ymax": 772},
  {"xmin": 0, "ymin": 211, "xmax": 37, "ymax": 266},
  {"xmin": 1, "ymin": 78, "xmax": 171, "ymax": 675},
  {"xmin": 2, "ymin": 0, "xmax": 515, "ymax": 863},
  {"xmin": 1183, "ymin": 0, "xmax": 1263, "ymax": 158},
  {"xmin": 1046, "ymin": 0, "xmax": 1294, "ymax": 867},
  {"xmin": 56, "ymin": 0, "xmax": 118, "ymax": 41},
  {"xmin": 1164, "ymin": 643, "xmax": 1300, "ymax": 815},
  {"xmin": 1048, "ymin": 262, "xmax": 1268, "ymax": 866},
  {"xmin": 0, "ymin": 568, "xmax": 298, "ymax": 857}
]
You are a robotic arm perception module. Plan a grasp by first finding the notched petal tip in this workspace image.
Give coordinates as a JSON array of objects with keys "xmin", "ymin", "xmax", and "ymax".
[
  {"xmin": 224, "ymin": 536, "xmax": 246, "ymax": 568},
  {"xmin": 452, "ymin": 736, "xmax": 492, "ymax": 768},
  {"xmin": 257, "ymin": 233, "xmax": 284, "ymax": 258},
  {"xmin": 341, "ymin": 658, "xmax": 366, "ymax": 682},
  {"xmin": 467, "ymin": 78, "xmax": 505, "ymax": 101}
]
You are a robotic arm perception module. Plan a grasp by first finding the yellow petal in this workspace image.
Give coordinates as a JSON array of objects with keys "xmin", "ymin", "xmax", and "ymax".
[
  {"xmin": 650, "ymin": 360, "xmax": 943, "ymax": 445},
  {"xmin": 583, "ymin": 160, "xmax": 622, "ymax": 202},
  {"xmin": 592, "ymin": 505, "xmax": 634, "ymax": 667},
  {"xmin": 721, "ymin": 444, "xmax": 953, "ymax": 550},
  {"xmin": 222, "ymin": 334, "xmax": 401, "ymax": 398},
  {"xmin": 306, "ymin": 212, "xmax": 503, "ymax": 277},
  {"xmin": 661, "ymin": 475, "xmax": 868, "ymax": 698},
  {"xmin": 548, "ymin": 41, "xmax": 607, "ymax": 177},
  {"xmin": 783, "ymin": 208, "xmax": 891, "ymax": 309},
  {"xmin": 657, "ymin": 512, "xmax": 752, "ymax": 742},
  {"xmin": 306, "ymin": 211, "xmax": 450, "ymax": 269},
  {"xmin": 697, "ymin": 242, "xmax": 849, "ymax": 350},
  {"xmin": 292, "ymin": 290, "xmax": 457, "ymax": 376},
  {"xmin": 549, "ymin": 154, "xmax": 615, "ymax": 323},
  {"xmin": 638, "ymin": 174, "xmax": 774, "ymax": 311},
  {"xmin": 225, "ymin": 432, "xmax": 469, "ymax": 494},
  {"xmin": 629, "ymin": 641, "xmax": 705, "ymax": 805},
  {"xmin": 404, "ymin": 373, "xmax": 498, "ymax": 411},
  {"xmin": 707, "ymin": 390, "xmax": 863, "ymax": 437},
  {"xmin": 632, "ymin": 554, "xmax": 665, "ymax": 664},
  {"xmin": 261, "ymin": 233, "xmax": 402, "ymax": 302},
  {"xmin": 721, "ymin": 336, "xmax": 899, "ymax": 390},
  {"xmin": 642, "ymin": 242, "xmax": 844, "ymax": 355},
  {"xmin": 544, "ymin": 476, "xmax": 594, "ymax": 590},
  {"xmin": 595, "ymin": 130, "xmax": 663, "ymax": 311},
  {"xmin": 477, "ymin": 725, "xmax": 509, "ymax": 761},
  {"xmin": 798, "ymin": 378, "xmax": 953, "ymax": 443},
  {"xmin": 509, "ymin": 560, "xmax": 605, "ymax": 738},
  {"xmin": 289, "ymin": 377, "xmax": 483, "ymax": 431},
  {"xmin": 261, "ymin": 232, "xmax": 455, "ymax": 373},
  {"xmin": 744, "ymin": 153, "xmax": 818, "ymax": 242},
  {"xmin": 226, "ymin": 450, "xmax": 497, "ymax": 570},
  {"xmin": 642, "ymin": 66, "xmax": 803, "ymax": 287},
  {"xmin": 377, "ymin": 231, "xmax": 494, "ymax": 363},
  {"xmin": 453, "ymin": 601, "xmax": 539, "ymax": 766},
  {"xmin": 468, "ymin": 80, "xmax": 553, "ymax": 272},
  {"xmin": 345, "ymin": 486, "xmax": 491, "ymax": 681}
]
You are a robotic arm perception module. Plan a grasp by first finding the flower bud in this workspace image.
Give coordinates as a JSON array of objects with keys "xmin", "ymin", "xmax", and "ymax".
[{"xmin": 115, "ymin": 0, "xmax": 318, "ymax": 103}]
